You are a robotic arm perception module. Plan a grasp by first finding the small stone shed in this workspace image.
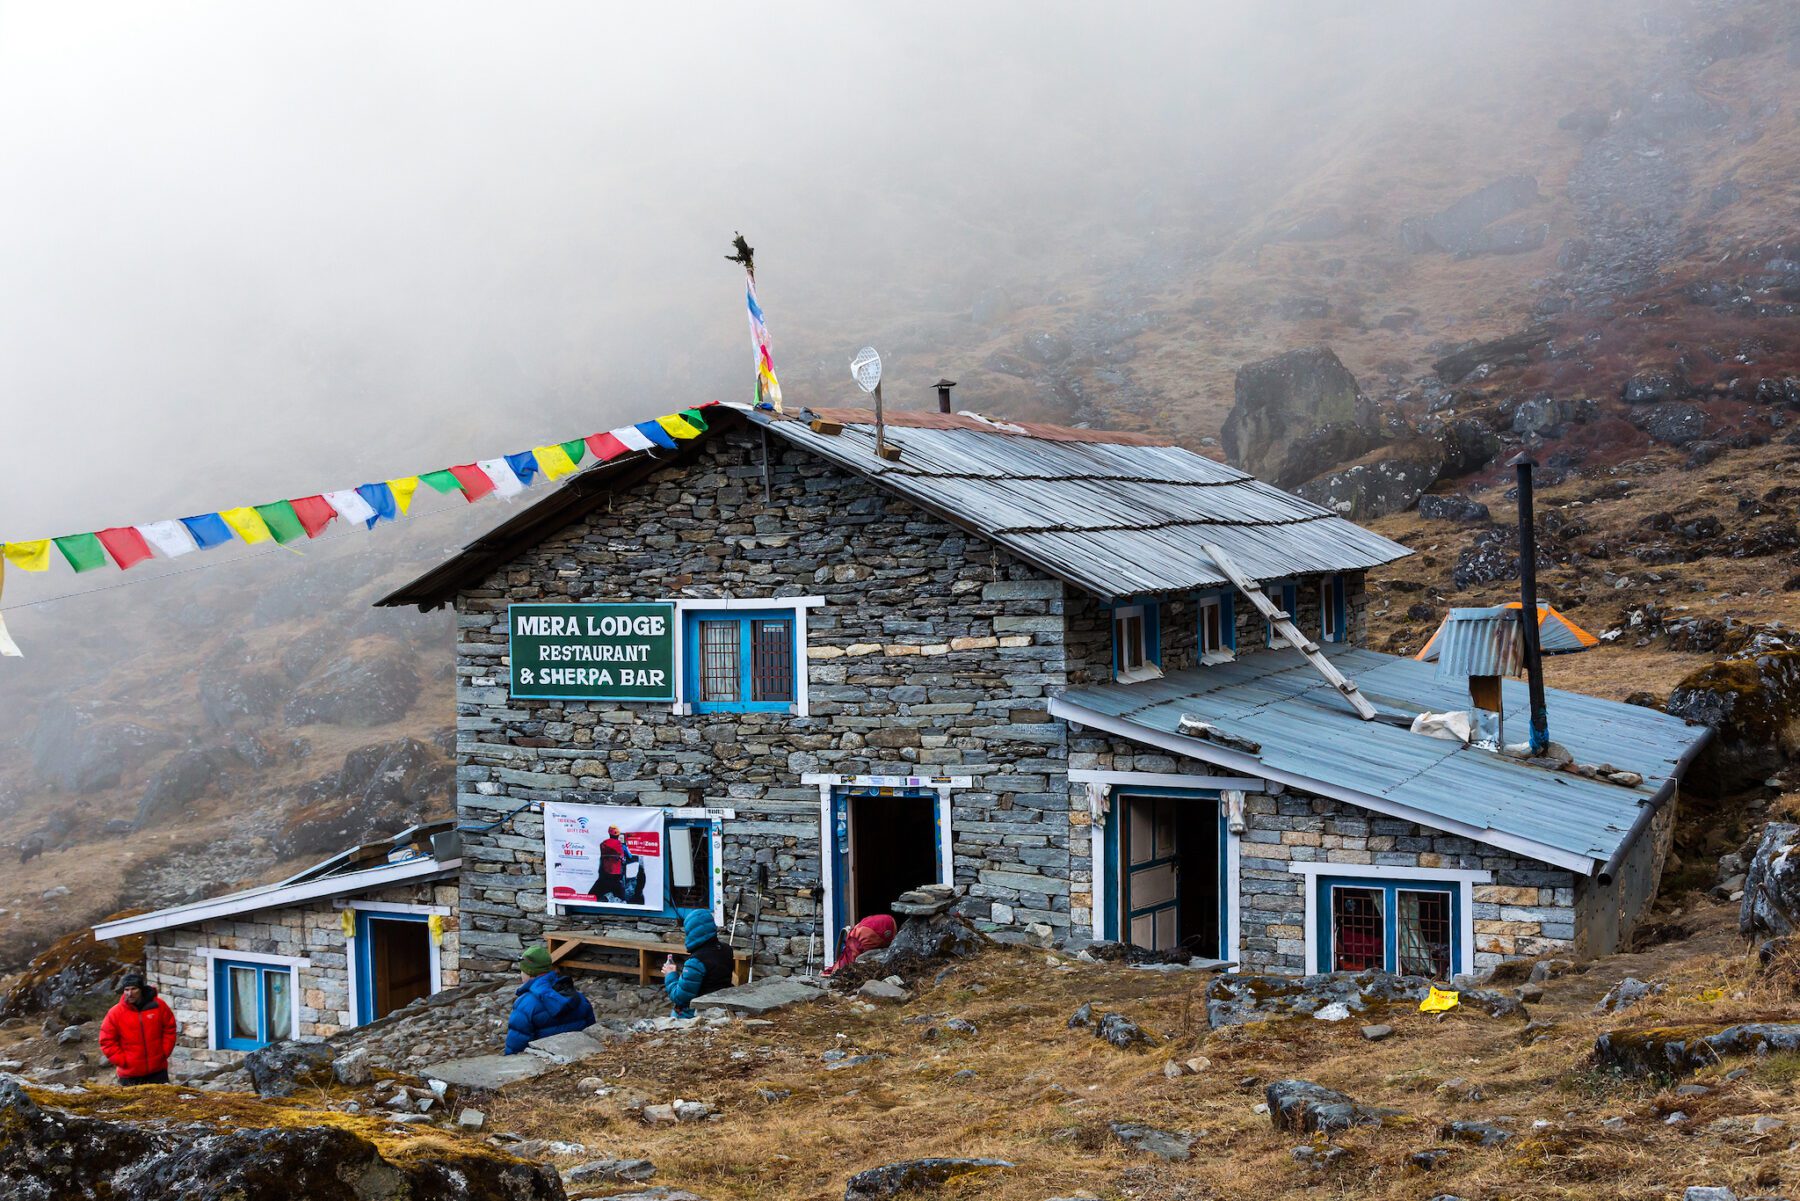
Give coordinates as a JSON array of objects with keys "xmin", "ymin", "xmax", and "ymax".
[
  {"xmin": 375, "ymin": 402, "xmax": 1709, "ymax": 983},
  {"xmin": 92, "ymin": 823, "xmax": 460, "ymax": 1071}
]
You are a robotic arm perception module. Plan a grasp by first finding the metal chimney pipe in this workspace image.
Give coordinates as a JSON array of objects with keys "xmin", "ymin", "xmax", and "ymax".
[
  {"xmin": 934, "ymin": 378, "xmax": 957, "ymax": 414},
  {"xmin": 1511, "ymin": 452, "xmax": 1550, "ymax": 754}
]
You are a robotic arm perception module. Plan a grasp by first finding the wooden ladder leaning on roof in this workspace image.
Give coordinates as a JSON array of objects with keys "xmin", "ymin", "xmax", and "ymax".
[{"xmin": 1200, "ymin": 542, "xmax": 1378, "ymax": 722}]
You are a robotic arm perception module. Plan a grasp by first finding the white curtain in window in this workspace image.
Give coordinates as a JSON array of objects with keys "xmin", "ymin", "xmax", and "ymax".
[
  {"xmin": 229, "ymin": 967, "xmax": 259, "ymax": 1040},
  {"xmin": 263, "ymin": 970, "xmax": 292, "ymax": 1043}
]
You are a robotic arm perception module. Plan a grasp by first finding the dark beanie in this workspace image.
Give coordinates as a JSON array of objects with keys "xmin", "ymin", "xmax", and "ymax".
[{"xmin": 121, "ymin": 972, "xmax": 145, "ymax": 990}]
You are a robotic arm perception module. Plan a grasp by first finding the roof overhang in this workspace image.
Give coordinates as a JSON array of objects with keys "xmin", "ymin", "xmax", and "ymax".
[
  {"xmin": 92, "ymin": 855, "xmax": 461, "ymax": 941},
  {"xmin": 1048, "ymin": 692, "xmax": 1602, "ymax": 875}
]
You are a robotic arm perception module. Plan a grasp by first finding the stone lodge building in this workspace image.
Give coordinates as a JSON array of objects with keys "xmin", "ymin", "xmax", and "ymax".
[{"xmin": 378, "ymin": 403, "xmax": 1708, "ymax": 983}]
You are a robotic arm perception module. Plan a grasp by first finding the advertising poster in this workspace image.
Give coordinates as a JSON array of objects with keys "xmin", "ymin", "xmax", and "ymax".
[{"xmin": 545, "ymin": 802, "xmax": 665, "ymax": 910}]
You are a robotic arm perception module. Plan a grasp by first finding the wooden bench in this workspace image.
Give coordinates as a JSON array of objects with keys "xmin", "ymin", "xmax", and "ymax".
[{"xmin": 544, "ymin": 930, "xmax": 752, "ymax": 986}]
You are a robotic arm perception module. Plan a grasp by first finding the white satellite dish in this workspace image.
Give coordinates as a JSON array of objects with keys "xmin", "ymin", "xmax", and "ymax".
[{"xmin": 850, "ymin": 346, "xmax": 882, "ymax": 394}]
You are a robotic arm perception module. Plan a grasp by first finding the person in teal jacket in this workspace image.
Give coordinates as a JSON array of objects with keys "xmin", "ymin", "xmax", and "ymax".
[
  {"xmin": 503, "ymin": 945, "xmax": 596, "ymax": 1054},
  {"xmin": 662, "ymin": 909, "xmax": 735, "ymax": 1018}
]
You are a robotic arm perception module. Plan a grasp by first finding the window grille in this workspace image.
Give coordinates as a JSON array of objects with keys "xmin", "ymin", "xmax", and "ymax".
[
  {"xmin": 699, "ymin": 620, "xmax": 740, "ymax": 702},
  {"xmin": 1330, "ymin": 886, "xmax": 1384, "ymax": 972},
  {"xmin": 1397, "ymin": 889, "xmax": 1452, "ymax": 978},
  {"xmin": 751, "ymin": 619, "xmax": 793, "ymax": 702}
]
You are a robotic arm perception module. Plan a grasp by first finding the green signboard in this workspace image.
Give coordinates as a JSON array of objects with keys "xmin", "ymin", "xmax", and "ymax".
[{"xmin": 508, "ymin": 602, "xmax": 676, "ymax": 701}]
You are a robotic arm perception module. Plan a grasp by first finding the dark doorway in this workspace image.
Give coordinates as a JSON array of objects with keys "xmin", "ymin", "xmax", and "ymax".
[
  {"xmin": 1119, "ymin": 794, "xmax": 1222, "ymax": 958},
  {"xmin": 849, "ymin": 793, "xmax": 939, "ymax": 924},
  {"xmin": 369, "ymin": 918, "xmax": 432, "ymax": 1020}
]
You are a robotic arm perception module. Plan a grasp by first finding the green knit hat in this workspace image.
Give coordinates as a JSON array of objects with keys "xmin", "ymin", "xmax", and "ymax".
[{"xmin": 519, "ymin": 945, "xmax": 553, "ymax": 976}]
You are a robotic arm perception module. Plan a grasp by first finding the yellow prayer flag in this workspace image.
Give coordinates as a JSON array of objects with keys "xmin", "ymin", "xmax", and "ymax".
[
  {"xmin": 531, "ymin": 444, "xmax": 578, "ymax": 480},
  {"xmin": 656, "ymin": 414, "xmax": 701, "ymax": 441},
  {"xmin": 428, "ymin": 913, "xmax": 445, "ymax": 946},
  {"xmin": 2, "ymin": 540, "xmax": 51, "ymax": 572},
  {"xmin": 218, "ymin": 506, "xmax": 272, "ymax": 545},
  {"xmin": 1419, "ymin": 986, "xmax": 1460, "ymax": 1014},
  {"xmin": 340, "ymin": 909, "xmax": 355, "ymax": 937},
  {"xmin": 387, "ymin": 476, "xmax": 420, "ymax": 515}
]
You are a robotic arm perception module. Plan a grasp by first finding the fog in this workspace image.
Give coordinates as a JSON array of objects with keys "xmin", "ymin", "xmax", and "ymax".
[{"xmin": 0, "ymin": 0, "xmax": 1585, "ymax": 542}]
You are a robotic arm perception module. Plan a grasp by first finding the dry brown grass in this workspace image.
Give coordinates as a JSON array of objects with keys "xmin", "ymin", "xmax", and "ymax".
[{"xmin": 465, "ymin": 900, "xmax": 1798, "ymax": 1201}]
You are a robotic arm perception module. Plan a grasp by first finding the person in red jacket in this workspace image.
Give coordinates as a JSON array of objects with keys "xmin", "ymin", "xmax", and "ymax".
[{"xmin": 98, "ymin": 973, "xmax": 178, "ymax": 1085}]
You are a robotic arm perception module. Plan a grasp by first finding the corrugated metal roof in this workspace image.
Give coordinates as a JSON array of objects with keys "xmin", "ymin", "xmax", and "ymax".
[
  {"xmin": 1051, "ymin": 647, "xmax": 1710, "ymax": 873},
  {"xmin": 1433, "ymin": 606, "xmax": 1523, "ymax": 680},
  {"xmin": 756, "ymin": 410, "xmax": 1412, "ymax": 599}
]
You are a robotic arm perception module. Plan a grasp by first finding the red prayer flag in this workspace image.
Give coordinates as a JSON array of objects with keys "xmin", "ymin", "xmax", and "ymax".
[
  {"xmin": 95, "ymin": 527, "xmax": 154, "ymax": 570},
  {"xmin": 585, "ymin": 432, "xmax": 631, "ymax": 461},
  {"xmin": 447, "ymin": 463, "xmax": 496, "ymax": 501},
  {"xmin": 289, "ymin": 495, "xmax": 338, "ymax": 539}
]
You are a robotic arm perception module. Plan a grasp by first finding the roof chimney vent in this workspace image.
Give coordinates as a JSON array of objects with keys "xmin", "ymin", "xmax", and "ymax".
[{"xmin": 934, "ymin": 378, "xmax": 957, "ymax": 414}]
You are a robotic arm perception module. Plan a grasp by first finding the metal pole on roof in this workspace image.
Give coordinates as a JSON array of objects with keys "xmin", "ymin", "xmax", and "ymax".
[{"xmin": 1511, "ymin": 451, "xmax": 1550, "ymax": 755}]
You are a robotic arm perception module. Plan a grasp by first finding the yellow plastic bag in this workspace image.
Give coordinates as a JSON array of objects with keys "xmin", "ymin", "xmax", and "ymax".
[
  {"xmin": 1420, "ymin": 986, "xmax": 1460, "ymax": 1013},
  {"xmin": 1697, "ymin": 987, "xmax": 1724, "ymax": 1003}
]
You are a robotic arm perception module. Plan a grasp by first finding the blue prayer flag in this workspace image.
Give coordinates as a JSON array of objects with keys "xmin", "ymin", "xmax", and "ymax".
[
  {"xmin": 634, "ymin": 421, "xmax": 678, "ymax": 450},
  {"xmin": 505, "ymin": 451, "xmax": 541, "ymax": 486},
  {"xmin": 180, "ymin": 513, "xmax": 234, "ymax": 549},
  {"xmin": 356, "ymin": 482, "xmax": 397, "ymax": 529}
]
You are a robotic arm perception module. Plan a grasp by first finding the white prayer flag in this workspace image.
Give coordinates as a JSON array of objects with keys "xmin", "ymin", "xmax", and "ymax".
[
  {"xmin": 136, "ymin": 520, "xmax": 198, "ymax": 558},
  {"xmin": 322, "ymin": 489, "xmax": 377, "ymax": 525},
  {"xmin": 477, "ymin": 458, "xmax": 525, "ymax": 498},
  {"xmin": 611, "ymin": 426, "xmax": 655, "ymax": 452}
]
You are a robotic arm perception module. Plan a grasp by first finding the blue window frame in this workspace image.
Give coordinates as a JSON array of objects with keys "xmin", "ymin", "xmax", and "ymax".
[
  {"xmin": 1101, "ymin": 787, "xmax": 1230, "ymax": 959},
  {"xmin": 1197, "ymin": 590, "xmax": 1235, "ymax": 659},
  {"xmin": 1107, "ymin": 600, "xmax": 1161, "ymax": 681},
  {"xmin": 564, "ymin": 813, "xmax": 717, "ymax": 922},
  {"xmin": 1314, "ymin": 875, "xmax": 1459, "ymax": 979},
  {"xmin": 353, "ymin": 910, "xmax": 433, "ymax": 1026},
  {"xmin": 213, "ymin": 959, "xmax": 293, "ymax": 1050},
  {"xmin": 1265, "ymin": 581, "xmax": 1298, "ymax": 647},
  {"xmin": 682, "ymin": 610, "xmax": 796, "ymax": 712},
  {"xmin": 1320, "ymin": 574, "xmax": 1347, "ymax": 643}
]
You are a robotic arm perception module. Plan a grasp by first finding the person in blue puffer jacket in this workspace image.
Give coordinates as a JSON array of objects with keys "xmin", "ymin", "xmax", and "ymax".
[
  {"xmin": 662, "ymin": 909, "xmax": 736, "ymax": 1018},
  {"xmin": 503, "ymin": 945, "xmax": 597, "ymax": 1054}
]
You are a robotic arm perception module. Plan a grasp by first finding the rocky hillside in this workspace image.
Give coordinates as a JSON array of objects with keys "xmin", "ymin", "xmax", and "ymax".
[{"xmin": 5, "ymin": 0, "xmax": 1800, "ymax": 971}]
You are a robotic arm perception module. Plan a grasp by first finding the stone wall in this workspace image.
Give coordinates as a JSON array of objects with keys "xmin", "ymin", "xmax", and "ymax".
[
  {"xmin": 452, "ymin": 432, "xmax": 1077, "ymax": 980},
  {"xmin": 1066, "ymin": 737, "xmax": 1579, "ymax": 973},
  {"xmin": 145, "ymin": 879, "xmax": 458, "ymax": 1072}
]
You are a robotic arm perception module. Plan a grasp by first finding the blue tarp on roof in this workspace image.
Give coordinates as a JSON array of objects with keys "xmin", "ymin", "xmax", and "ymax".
[{"xmin": 1051, "ymin": 646, "xmax": 1710, "ymax": 873}]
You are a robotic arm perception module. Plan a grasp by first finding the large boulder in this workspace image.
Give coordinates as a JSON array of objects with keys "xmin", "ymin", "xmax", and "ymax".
[
  {"xmin": 1265, "ymin": 1079, "xmax": 1401, "ymax": 1133},
  {"xmin": 1274, "ymin": 422, "xmax": 1383, "ymax": 489},
  {"xmin": 1666, "ymin": 651, "xmax": 1800, "ymax": 793},
  {"xmin": 1405, "ymin": 175, "xmax": 1540, "ymax": 255},
  {"xmin": 135, "ymin": 749, "xmax": 227, "ymax": 828},
  {"xmin": 29, "ymin": 700, "xmax": 175, "ymax": 794},
  {"xmin": 0, "ymin": 1079, "xmax": 563, "ymax": 1200},
  {"xmin": 1632, "ymin": 401, "xmax": 1709, "ymax": 447},
  {"xmin": 284, "ymin": 650, "xmax": 420, "ymax": 727},
  {"xmin": 1593, "ymin": 1022, "xmax": 1800, "ymax": 1078},
  {"xmin": 844, "ymin": 1159, "xmax": 1012, "ymax": 1200},
  {"xmin": 197, "ymin": 665, "xmax": 288, "ymax": 728},
  {"xmin": 243, "ymin": 1040, "xmax": 337, "ymax": 1098},
  {"xmin": 1740, "ymin": 823, "xmax": 1800, "ymax": 938},
  {"xmin": 1297, "ymin": 454, "xmax": 1442, "ymax": 520},
  {"xmin": 1432, "ymin": 326, "xmax": 1553, "ymax": 384},
  {"xmin": 1222, "ymin": 348, "xmax": 1367, "ymax": 485}
]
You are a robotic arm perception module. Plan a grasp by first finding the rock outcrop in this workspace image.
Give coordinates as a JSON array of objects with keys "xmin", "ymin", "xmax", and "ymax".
[
  {"xmin": 1740, "ymin": 823, "xmax": 1800, "ymax": 938},
  {"xmin": 1221, "ymin": 347, "xmax": 1367, "ymax": 486},
  {"xmin": 0, "ymin": 1080, "xmax": 564, "ymax": 1200},
  {"xmin": 1666, "ymin": 651, "xmax": 1800, "ymax": 793}
]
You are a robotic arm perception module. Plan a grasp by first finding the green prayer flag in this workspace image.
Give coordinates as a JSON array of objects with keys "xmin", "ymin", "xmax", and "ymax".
[
  {"xmin": 53, "ymin": 532, "xmax": 108, "ymax": 573},
  {"xmin": 420, "ymin": 469, "xmax": 463, "ymax": 494},
  {"xmin": 254, "ymin": 500, "xmax": 307, "ymax": 544},
  {"xmin": 560, "ymin": 439, "xmax": 586, "ymax": 466},
  {"xmin": 680, "ymin": 408, "xmax": 709, "ymax": 432}
]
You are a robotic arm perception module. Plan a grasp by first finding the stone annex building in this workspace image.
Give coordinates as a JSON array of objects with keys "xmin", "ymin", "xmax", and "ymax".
[
  {"xmin": 100, "ymin": 401, "xmax": 1710, "ymax": 1064},
  {"xmin": 382, "ymin": 402, "xmax": 1708, "ymax": 984}
]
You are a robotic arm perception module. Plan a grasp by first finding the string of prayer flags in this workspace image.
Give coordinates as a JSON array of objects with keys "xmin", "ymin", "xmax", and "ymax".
[
  {"xmin": 4, "ymin": 540, "xmax": 51, "ymax": 572},
  {"xmin": 96, "ymin": 527, "xmax": 154, "ymax": 570},
  {"xmin": 0, "ymin": 403, "xmax": 727, "ymax": 585},
  {"xmin": 745, "ymin": 272, "xmax": 784, "ymax": 413}
]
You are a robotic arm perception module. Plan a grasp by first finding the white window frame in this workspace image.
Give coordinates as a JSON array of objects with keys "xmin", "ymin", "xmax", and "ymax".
[
  {"xmin": 665, "ymin": 596, "xmax": 823, "ymax": 717},
  {"xmin": 1287, "ymin": 862, "xmax": 1490, "ymax": 978},
  {"xmin": 1266, "ymin": 584, "xmax": 1293, "ymax": 648},
  {"xmin": 195, "ymin": 948, "xmax": 306, "ymax": 1051},
  {"xmin": 1111, "ymin": 603, "xmax": 1161, "ymax": 684},
  {"xmin": 1319, "ymin": 578, "xmax": 1340, "ymax": 643},
  {"xmin": 339, "ymin": 900, "xmax": 446, "ymax": 1029},
  {"xmin": 1196, "ymin": 594, "xmax": 1234, "ymax": 665}
]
